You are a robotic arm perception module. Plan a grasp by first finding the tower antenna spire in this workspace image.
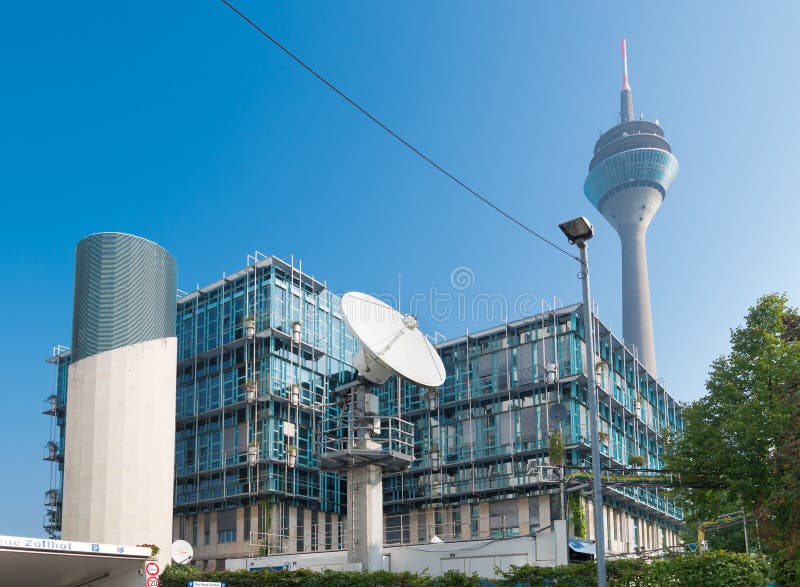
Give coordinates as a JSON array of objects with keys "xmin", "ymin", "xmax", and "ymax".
[
  {"xmin": 620, "ymin": 38, "xmax": 634, "ymax": 122},
  {"xmin": 622, "ymin": 38, "xmax": 631, "ymax": 90}
]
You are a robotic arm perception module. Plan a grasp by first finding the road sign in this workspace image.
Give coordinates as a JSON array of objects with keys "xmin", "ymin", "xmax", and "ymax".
[
  {"xmin": 145, "ymin": 561, "xmax": 160, "ymax": 576},
  {"xmin": 188, "ymin": 582, "xmax": 226, "ymax": 587},
  {"xmin": 146, "ymin": 577, "xmax": 160, "ymax": 587}
]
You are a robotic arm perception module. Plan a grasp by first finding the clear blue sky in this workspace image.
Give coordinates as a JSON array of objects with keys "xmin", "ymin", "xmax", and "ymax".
[{"xmin": 1, "ymin": 1, "xmax": 798, "ymax": 537}]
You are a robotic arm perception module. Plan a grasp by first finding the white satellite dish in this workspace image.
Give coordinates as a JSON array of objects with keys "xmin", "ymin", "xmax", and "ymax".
[
  {"xmin": 341, "ymin": 292, "xmax": 446, "ymax": 388},
  {"xmin": 170, "ymin": 539, "xmax": 193, "ymax": 565}
]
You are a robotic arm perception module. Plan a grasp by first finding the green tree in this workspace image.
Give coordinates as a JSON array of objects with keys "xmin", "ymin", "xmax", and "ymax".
[{"xmin": 666, "ymin": 293, "xmax": 800, "ymax": 582}]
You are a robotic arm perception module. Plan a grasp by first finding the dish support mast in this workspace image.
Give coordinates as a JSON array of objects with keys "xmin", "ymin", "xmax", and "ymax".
[{"xmin": 320, "ymin": 379, "xmax": 414, "ymax": 570}]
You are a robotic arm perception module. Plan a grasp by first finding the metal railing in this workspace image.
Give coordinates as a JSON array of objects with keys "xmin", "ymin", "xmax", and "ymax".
[
  {"xmin": 383, "ymin": 512, "xmax": 530, "ymax": 546},
  {"xmin": 248, "ymin": 522, "xmax": 346, "ymax": 556},
  {"xmin": 320, "ymin": 414, "xmax": 414, "ymax": 459}
]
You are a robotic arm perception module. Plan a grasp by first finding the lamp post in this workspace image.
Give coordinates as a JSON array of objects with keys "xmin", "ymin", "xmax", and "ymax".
[{"xmin": 558, "ymin": 216, "xmax": 607, "ymax": 587}]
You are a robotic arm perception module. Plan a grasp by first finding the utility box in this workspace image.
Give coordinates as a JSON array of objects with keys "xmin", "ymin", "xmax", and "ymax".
[{"xmin": 358, "ymin": 392, "xmax": 379, "ymax": 415}]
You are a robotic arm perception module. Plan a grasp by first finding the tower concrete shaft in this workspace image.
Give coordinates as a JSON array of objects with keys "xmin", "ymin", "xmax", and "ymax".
[
  {"xmin": 583, "ymin": 40, "xmax": 678, "ymax": 375},
  {"xmin": 62, "ymin": 233, "xmax": 177, "ymax": 570}
]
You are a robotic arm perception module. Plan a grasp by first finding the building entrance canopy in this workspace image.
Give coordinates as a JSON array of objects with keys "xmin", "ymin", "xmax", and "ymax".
[{"xmin": 0, "ymin": 535, "xmax": 151, "ymax": 587}]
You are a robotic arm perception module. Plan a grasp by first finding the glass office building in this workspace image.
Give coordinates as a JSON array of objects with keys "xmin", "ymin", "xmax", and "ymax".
[
  {"xmin": 378, "ymin": 304, "xmax": 684, "ymax": 555},
  {"xmin": 45, "ymin": 257, "xmax": 684, "ymax": 567},
  {"xmin": 171, "ymin": 255, "xmax": 355, "ymax": 566}
]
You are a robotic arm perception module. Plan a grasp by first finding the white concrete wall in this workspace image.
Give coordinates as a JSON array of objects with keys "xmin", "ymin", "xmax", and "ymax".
[
  {"xmin": 228, "ymin": 525, "xmax": 568, "ymax": 578},
  {"xmin": 227, "ymin": 550, "xmax": 351, "ymax": 572},
  {"xmin": 61, "ymin": 337, "xmax": 177, "ymax": 570},
  {"xmin": 383, "ymin": 523, "xmax": 567, "ymax": 578}
]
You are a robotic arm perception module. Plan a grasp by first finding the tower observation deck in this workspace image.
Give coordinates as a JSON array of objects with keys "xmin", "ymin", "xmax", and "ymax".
[{"xmin": 584, "ymin": 40, "xmax": 678, "ymax": 375}]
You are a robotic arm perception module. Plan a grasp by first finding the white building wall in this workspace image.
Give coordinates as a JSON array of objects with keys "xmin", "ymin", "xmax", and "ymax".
[
  {"xmin": 228, "ymin": 522, "xmax": 569, "ymax": 578},
  {"xmin": 61, "ymin": 337, "xmax": 177, "ymax": 569}
]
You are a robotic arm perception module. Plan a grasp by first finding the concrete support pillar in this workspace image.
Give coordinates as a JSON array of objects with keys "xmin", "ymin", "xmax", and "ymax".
[
  {"xmin": 347, "ymin": 464, "xmax": 383, "ymax": 570},
  {"xmin": 318, "ymin": 514, "xmax": 326, "ymax": 551},
  {"xmin": 540, "ymin": 495, "xmax": 552, "ymax": 529},
  {"xmin": 303, "ymin": 509, "xmax": 313, "ymax": 552},
  {"xmin": 518, "ymin": 497, "xmax": 530, "ymax": 536},
  {"xmin": 237, "ymin": 508, "xmax": 245, "ymax": 547},
  {"xmin": 332, "ymin": 514, "xmax": 340, "ymax": 550},
  {"xmin": 288, "ymin": 506, "xmax": 297, "ymax": 553},
  {"xmin": 460, "ymin": 505, "xmax": 471, "ymax": 539},
  {"xmin": 478, "ymin": 502, "xmax": 490, "ymax": 538},
  {"xmin": 554, "ymin": 519, "xmax": 569, "ymax": 566}
]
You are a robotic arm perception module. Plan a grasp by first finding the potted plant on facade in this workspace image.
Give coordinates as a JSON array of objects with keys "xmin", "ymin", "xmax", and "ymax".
[{"xmin": 628, "ymin": 454, "xmax": 646, "ymax": 468}]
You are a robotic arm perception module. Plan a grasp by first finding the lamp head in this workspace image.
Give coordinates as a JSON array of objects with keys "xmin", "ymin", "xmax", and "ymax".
[{"xmin": 558, "ymin": 216, "xmax": 594, "ymax": 244}]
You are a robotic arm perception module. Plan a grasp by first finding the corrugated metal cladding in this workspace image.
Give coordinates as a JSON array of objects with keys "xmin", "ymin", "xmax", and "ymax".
[{"xmin": 71, "ymin": 232, "xmax": 177, "ymax": 362}]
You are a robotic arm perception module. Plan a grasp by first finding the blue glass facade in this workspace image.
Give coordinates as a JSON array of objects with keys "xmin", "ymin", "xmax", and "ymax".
[
  {"xmin": 174, "ymin": 257, "xmax": 355, "ymax": 523},
  {"xmin": 72, "ymin": 233, "xmax": 177, "ymax": 361},
  {"xmin": 584, "ymin": 148, "xmax": 679, "ymax": 209},
  {"xmin": 378, "ymin": 306, "xmax": 684, "ymax": 543}
]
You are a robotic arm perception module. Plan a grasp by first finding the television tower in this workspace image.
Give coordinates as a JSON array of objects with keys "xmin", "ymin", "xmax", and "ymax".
[{"xmin": 584, "ymin": 40, "xmax": 678, "ymax": 375}]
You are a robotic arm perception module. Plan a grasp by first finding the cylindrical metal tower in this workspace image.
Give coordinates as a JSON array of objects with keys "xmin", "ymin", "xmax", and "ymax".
[
  {"xmin": 583, "ymin": 40, "xmax": 678, "ymax": 375},
  {"xmin": 61, "ymin": 232, "xmax": 177, "ymax": 569}
]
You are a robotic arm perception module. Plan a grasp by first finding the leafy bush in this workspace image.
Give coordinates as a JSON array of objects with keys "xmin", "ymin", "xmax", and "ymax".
[
  {"xmin": 494, "ymin": 552, "xmax": 773, "ymax": 587},
  {"xmin": 160, "ymin": 551, "xmax": 775, "ymax": 587}
]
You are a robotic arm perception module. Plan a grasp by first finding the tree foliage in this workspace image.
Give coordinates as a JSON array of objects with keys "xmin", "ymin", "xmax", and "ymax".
[
  {"xmin": 569, "ymin": 493, "xmax": 587, "ymax": 538},
  {"xmin": 665, "ymin": 293, "xmax": 800, "ymax": 582},
  {"xmin": 548, "ymin": 429, "xmax": 565, "ymax": 466}
]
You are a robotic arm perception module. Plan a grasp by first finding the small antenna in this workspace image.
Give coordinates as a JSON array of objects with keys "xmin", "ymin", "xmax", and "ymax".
[{"xmin": 622, "ymin": 38, "xmax": 631, "ymax": 90}]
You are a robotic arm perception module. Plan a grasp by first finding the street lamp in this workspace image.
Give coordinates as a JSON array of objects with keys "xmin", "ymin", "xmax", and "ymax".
[{"xmin": 558, "ymin": 216, "xmax": 607, "ymax": 587}]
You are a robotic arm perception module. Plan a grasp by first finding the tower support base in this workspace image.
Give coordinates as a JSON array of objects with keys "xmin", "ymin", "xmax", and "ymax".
[{"xmin": 347, "ymin": 462, "xmax": 384, "ymax": 570}]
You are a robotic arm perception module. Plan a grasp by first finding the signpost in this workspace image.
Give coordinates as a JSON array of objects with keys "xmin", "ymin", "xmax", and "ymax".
[{"xmin": 145, "ymin": 559, "xmax": 160, "ymax": 587}]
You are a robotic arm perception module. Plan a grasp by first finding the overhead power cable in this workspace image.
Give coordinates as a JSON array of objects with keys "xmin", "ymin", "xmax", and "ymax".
[{"xmin": 219, "ymin": 0, "xmax": 579, "ymax": 261}]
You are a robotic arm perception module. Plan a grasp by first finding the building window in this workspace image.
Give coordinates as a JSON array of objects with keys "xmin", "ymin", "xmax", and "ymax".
[
  {"xmin": 386, "ymin": 513, "xmax": 402, "ymax": 545},
  {"xmin": 281, "ymin": 503, "xmax": 290, "ymax": 551},
  {"xmin": 216, "ymin": 509, "xmax": 237, "ymax": 544},
  {"xmin": 528, "ymin": 496, "xmax": 540, "ymax": 533},
  {"xmin": 489, "ymin": 500, "xmax": 518, "ymax": 537},
  {"xmin": 434, "ymin": 508, "xmax": 443, "ymax": 539},
  {"xmin": 550, "ymin": 492, "xmax": 562, "ymax": 521},
  {"xmin": 417, "ymin": 511, "xmax": 427, "ymax": 542},
  {"xmin": 325, "ymin": 513, "xmax": 332, "ymax": 550},
  {"xmin": 204, "ymin": 512, "xmax": 211, "ymax": 545},
  {"xmin": 451, "ymin": 507, "xmax": 462, "ymax": 540},
  {"xmin": 311, "ymin": 510, "xmax": 318, "ymax": 552},
  {"xmin": 243, "ymin": 506, "xmax": 251, "ymax": 543},
  {"xmin": 470, "ymin": 504, "xmax": 480, "ymax": 538},
  {"xmin": 297, "ymin": 508, "xmax": 305, "ymax": 552}
]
